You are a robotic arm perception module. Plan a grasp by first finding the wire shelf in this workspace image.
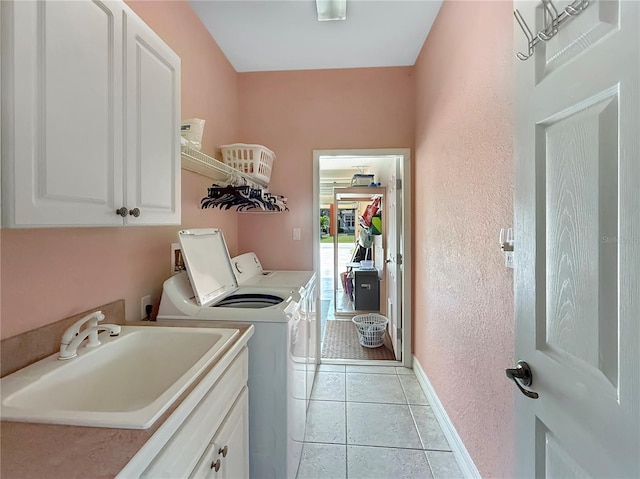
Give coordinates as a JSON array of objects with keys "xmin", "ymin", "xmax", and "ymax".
[{"xmin": 181, "ymin": 146, "xmax": 268, "ymax": 190}]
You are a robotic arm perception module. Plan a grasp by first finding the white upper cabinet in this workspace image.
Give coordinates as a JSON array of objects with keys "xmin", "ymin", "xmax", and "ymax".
[
  {"xmin": 1, "ymin": 0, "xmax": 180, "ymax": 227},
  {"xmin": 123, "ymin": 8, "xmax": 180, "ymax": 226}
]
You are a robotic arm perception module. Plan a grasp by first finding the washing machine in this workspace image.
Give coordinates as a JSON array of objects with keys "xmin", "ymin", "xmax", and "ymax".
[
  {"xmin": 230, "ymin": 252, "xmax": 318, "ymax": 460},
  {"xmin": 157, "ymin": 229, "xmax": 316, "ymax": 479}
]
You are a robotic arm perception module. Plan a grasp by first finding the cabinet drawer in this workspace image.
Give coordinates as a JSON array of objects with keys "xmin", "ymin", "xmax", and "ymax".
[{"xmin": 142, "ymin": 347, "xmax": 248, "ymax": 478}]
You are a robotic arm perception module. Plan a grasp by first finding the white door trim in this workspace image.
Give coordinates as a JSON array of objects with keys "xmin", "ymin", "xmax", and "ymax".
[{"xmin": 312, "ymin": 148, "xmax": 412, "ymax": 367}]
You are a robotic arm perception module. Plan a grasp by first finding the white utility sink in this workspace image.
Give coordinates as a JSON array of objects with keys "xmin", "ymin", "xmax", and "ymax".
[{"xmin": 1, "ymin": 326, "xmax": 239, "ymax": 429}]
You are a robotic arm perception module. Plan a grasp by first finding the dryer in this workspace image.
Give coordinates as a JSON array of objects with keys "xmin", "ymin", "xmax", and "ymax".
[
  {"xmin": 157, "ymin": 229, "xmax": 316, "ymax": 479},
  {"xmin": 231, "ymin": 252, "xmax": 318, "ymax": 413},
  {"xmin": 231, "ymin": 253, "xmax": 319, "ymax": 466}
]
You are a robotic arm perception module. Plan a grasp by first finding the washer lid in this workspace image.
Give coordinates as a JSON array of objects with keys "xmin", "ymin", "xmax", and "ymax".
[{"xmin": 178, "ymin": 228, "xmax": 237, "ymax": 307}]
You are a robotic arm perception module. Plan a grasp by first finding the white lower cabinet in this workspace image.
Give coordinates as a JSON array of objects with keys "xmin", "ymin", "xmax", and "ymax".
[
  {"xmin": 190, "ymin": 388, "xmax": 249, "ymax": 479},
  {"xmin": 118, "ymin": 346, "xmax": 249, "ymax": 479}
]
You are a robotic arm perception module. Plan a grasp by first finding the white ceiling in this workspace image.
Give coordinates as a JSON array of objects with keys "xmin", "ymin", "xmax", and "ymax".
[{"xmin": 189, "ymin": 0, "xmax": 443, "ymax": 72}]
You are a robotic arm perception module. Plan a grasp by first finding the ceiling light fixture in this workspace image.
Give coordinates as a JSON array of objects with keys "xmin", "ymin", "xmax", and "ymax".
[{"xmin": 316, "ymin": 0, "xmax": 346, "ymax": 21}]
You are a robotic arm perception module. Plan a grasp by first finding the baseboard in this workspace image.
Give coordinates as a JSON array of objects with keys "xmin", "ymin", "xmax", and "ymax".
[{"xmin": 412, "ymin": 355, "xmax": 482, "ymax": 479}]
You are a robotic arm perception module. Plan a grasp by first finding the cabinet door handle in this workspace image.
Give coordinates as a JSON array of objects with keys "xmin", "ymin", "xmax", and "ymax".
[
  {"xmin": 116, "ymin": 207, "xmax": 128, "ymax": 217},
  {"xmin": 211, "ymin": 459, "xmax": 221, "ymax": 471},
  {"xmin": 218, "ymin": 445, "xmax": 228, "ymax": 457},
  {"xmin": 129, "ymin": 207, "xmax": 141, "ymax": 217}
]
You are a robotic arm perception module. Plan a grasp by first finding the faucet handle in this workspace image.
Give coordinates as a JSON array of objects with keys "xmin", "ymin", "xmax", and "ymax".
[
  {"xmin": 87, "ymin": 311, "xmax": 105, "ymax": 329},
  {"xmin": 60, "ymin": 311, "xmax": 105, "ymax": 346}
]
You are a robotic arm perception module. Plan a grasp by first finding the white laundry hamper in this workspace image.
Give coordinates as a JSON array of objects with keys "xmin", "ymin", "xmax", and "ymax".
[
  {"xmin": 220, "ymin": 143, "xmax": 275, "ymax": 185},
  {"xmin": 352, "ymin": 313, "xmax": 388, "ymax": 348}
]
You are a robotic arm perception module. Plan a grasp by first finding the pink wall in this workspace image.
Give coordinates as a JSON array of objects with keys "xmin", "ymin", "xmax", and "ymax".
[
  {"xmin": 413, "ymin": 1, "xmax": 515, "ymax": 477},
  {"xmin": 236, "ymin": 68, "xmax": 415, "ymax": 270},
  {"xmin": 0, "ymin": 0, "xmax": 240, "ymax": 339}
]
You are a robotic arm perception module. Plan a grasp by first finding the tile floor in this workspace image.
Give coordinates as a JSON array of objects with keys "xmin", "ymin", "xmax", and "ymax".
[{"xmin": 296, "ymin": 364, "xmax": 465, "ymax": 479}]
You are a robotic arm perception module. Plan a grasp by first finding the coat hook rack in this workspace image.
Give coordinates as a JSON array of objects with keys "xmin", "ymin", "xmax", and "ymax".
[{"xmin": 514, "ymin": 0, "xmax": 589, "ymax": 61}]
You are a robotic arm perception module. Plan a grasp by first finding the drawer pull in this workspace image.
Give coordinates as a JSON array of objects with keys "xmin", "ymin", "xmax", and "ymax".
[
  {"xmin": 211, "ymin": 459, "xmax": 221, "ymax": 471},
  {"xmin": 219, "ymin": 445, "xmax": 228, "ymax": 457}
]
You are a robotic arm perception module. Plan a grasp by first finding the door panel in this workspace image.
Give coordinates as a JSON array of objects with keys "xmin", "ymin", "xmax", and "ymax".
[
  {"xmin": 124, "ymin": 9, "xmax": 180, "ymax": 225},
  {"xmin": 44, "ymin": 0, "xmax": 114, "ymax": 203},
  {"xmin": 535, "ymin": 0, "xmax": 619, "ymax": 80},
  {"xmin": 536, "ymin": 419, "xmax": 592, "ymax": 479},
  {"xmin": 514, "ymin": 0, "xmax": 639, "ymax": 477},
  {"xmin": 540, "ymin": 89, "xmax": 619, "ymax": 391},
  {"xmin": 8, "ymin": 0, "xmax": 123, "ymax": 226}
]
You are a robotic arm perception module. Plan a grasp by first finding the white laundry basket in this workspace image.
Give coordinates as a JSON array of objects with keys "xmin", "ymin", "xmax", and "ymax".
[
  {"xmin": 352, "ymin": 313, "xmax": 388, "ymax": 348},
  {"xmin": 220, "ymin": 143, "xmax": 275, "ymax": 185}
]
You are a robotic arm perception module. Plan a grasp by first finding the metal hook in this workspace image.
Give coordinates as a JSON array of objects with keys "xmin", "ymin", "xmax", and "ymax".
[
  {"xmin": 565, "ymin": 0, "xmax": 588, "ymax": 16},
  {"xmin": 513, "ymin": 0, "xmax": 589, "ymax": 61},
  {"xmin": 538, "ymin": 0, "xmax": 559, "ymax": 41},
  {"xmin": 514, "ymin": 9, "xmax": 535, "ymax": 60}
]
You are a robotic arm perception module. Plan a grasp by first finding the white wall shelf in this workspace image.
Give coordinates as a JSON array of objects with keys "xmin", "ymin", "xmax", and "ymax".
[
  {"xmin": 183, "ymin": 146, "xmax": 288, "ymax": 213},
  {"xmin": 181, "ymin": 146, "xmax": 267, "ymax": 190}
]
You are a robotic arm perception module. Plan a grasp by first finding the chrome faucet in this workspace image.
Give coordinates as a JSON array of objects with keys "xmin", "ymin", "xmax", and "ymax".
[{"xmin": 58, "ymin": 311, "xmax": 121, "ymax": 360}]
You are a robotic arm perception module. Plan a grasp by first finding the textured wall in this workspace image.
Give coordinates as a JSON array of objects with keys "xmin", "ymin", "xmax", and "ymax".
[
  {"xmin": 413, "ymin": 1, "xmax": 515, "ymax": 477},
  {"xmin": 236, "ymin": 67, "xmax": 415, "ymax": 270},
  {"xmin": 1, "ymin": 0, "xmax": 240, "ymax": 338}
]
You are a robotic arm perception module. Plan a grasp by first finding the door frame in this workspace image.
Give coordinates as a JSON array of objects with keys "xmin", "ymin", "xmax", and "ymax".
[{"xmin": 312, "ymin": 148, "xmax": 412, "ymax": 367}]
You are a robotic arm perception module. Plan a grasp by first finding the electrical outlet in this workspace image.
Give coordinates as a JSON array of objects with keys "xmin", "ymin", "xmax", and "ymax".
[
  {"xmin": 141, "ymin": 295, "xmax": 152, "ymax": 319},
  {"xmin": 293, "ymin": 228, "xmax": 301, "ymax": 241}
]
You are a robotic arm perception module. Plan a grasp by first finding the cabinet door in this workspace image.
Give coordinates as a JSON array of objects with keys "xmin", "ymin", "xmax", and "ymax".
[
  {"xmin": 189, "ymin": 443, "xmax": 221, "ymax": 479},
  {"xmin": 2, "ymin": 0, "xmax": 124, "ymax": 227},
  {"xmin": 216, "ymin": 387, "xmax": 249, "ymax": 479},
  {"xmin": 188, "ymin": 385, "xmax": 248, "ymax": 479},
  {"xmin": 123, "ymin": 7, "xmax": 180, "ymax": 225}
]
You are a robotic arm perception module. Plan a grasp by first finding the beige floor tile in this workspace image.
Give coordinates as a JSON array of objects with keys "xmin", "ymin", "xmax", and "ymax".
[
  {"xmin": 311, "ymin": 372, "xmax": 346, "ymax": 401},
  {"xmin": 346, "ymin": 372, "xmax": 406, "ymax": 404},
  {"xmin": 296, "ymin": 443, "xmax": 346, "ymax": 479},
  {"xmin": 426, "ymin": 451, "xmax": 465, "ymax": 479},
  {"xmin": 347, "ymin": 402, "xmax": 422, "ymax": 449},
  {"xmin": 305, "ymin": 400, "xmax": 346, "ymax": 444},
  {"xmin": 410, "ymin": 405, "xmax": 451, "ymax": 451},
  {"xmin": 347, "ymin": 445, "xmax": 434, "ymax": 479}
]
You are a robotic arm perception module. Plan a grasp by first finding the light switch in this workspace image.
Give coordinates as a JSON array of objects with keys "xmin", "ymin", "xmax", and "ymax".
[
  {"xmin": 505, "ymin": 251, "xmax": 514, "ymax": 269},
  {"xmin": 293, "ymin": 228, "xmax": 301, "ymax": 241}
]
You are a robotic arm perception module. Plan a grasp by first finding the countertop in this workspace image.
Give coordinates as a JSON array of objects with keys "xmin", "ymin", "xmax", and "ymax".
[{"xmin": 0, "ymin": 321, "xmax": 253, "ymax": 479}]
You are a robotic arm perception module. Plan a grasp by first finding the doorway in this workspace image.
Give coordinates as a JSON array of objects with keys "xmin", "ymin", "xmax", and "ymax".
[{"xmin": 312, "ymin": 149, "xmax": 412, "ymax": 366}]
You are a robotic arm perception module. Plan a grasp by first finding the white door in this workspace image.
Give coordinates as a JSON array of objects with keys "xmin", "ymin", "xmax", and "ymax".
[
  {"xmin": 124, "ymin": 7, "xmax": 180, "ymax": 225},
  {"xmin": 3, "ymin": 0, "xmax": 124, "ymax": 227},
  {"xmin": 514, "ymin": 1, "xmax": 639, "ymax": 477},
  {"xmin": 386, "ymin": 168, "xmax": 402, "ymax": 361}
]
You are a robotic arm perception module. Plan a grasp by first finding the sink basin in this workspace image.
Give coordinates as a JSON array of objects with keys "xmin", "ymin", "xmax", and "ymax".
[{"xmin": 1, "ymin": 326, "xmax": 239, "ymax": 429}]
